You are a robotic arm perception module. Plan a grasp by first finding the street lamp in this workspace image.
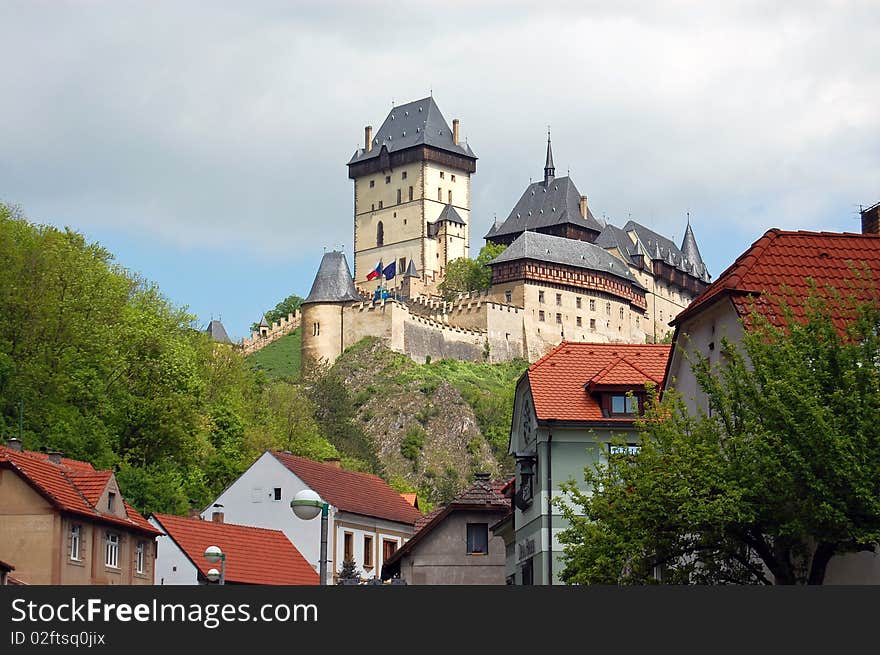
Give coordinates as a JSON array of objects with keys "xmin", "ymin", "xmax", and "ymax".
[
  {"xmin": 291, "ymin": 489, "xmax": 329, "ymax": 585},
  {"xmin": 204, "ymin": 545, "xmax": 226, "ymax": 585}
]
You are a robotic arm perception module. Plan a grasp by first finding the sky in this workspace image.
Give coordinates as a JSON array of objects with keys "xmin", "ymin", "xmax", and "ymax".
[{"xmin": 1, "ymin": 1, "xmax": 878, "ymax": 340}]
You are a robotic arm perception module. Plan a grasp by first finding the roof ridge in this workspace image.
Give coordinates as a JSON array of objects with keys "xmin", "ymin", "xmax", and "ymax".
[
  {"xmin": 153, "ymin": 512, "xmax": 290, "ymax": 536},
  {"xmin": 270, "ymin": 450, "xmax": 387, "ymax": 483}
]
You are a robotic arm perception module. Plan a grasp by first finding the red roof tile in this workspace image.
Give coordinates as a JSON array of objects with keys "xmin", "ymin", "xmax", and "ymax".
[
  {"xmin": 400, "ymin": 493, "xmax": 419, "ymax": 509},
  {"xmin": 673, "ymin": 229, "xmax": 880, "ymax": 329},
  {"xmin": 527, "ymin": 342, "xmax": 672, "ymax": 422},
  {"xmin": 0, "ymin": 446, "xmax": 160, "ymax": 536},
  {"xmin": 152, "ymin": 513, "xmax": 318, "ymax": 585},
  {"xmin": 270, "ymin": 451, "xmax": 422, "ymax": 525}
]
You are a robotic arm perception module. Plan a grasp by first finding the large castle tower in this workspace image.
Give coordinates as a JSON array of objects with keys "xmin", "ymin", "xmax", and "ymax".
[{"xmin": 347, "ymin": 97, "xmax": 477, "ymax": 297}]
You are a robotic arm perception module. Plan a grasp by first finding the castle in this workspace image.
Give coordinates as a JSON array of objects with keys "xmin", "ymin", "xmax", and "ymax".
[{"xmin": 292, "ymin": 97, "xmax": 712, "ymax": 366}]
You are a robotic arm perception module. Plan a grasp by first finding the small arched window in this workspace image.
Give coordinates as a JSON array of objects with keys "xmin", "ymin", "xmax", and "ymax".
[{"xmin": 377, "ymin": 221, "xmax": 384, "ymax": 247}]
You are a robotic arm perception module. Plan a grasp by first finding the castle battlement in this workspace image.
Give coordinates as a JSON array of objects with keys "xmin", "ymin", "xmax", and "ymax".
[{"xmin": 241, "ymin": 310, "xmax": 301, "ymax": 355}]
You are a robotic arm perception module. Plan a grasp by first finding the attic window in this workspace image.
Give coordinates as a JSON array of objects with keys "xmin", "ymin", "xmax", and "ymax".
[
  {"xmin": 273, "ymin": 487, "xmax": 282, "ymax": 501},
  {"xmin": 107, "ymin": 492, "xmax": 116, "ymax": 512},
  {"xmin": 610, "ymin": 394, "xmax": 638, "ymax": 416}
]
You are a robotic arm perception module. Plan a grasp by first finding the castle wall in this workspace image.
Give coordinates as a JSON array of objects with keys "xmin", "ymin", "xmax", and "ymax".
[{"xmin": 241, "ymin": 311, "xmax": 301, "ymax": 355}]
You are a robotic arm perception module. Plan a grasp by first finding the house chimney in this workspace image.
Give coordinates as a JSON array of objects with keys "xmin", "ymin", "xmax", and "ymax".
[
  {"xmin": 861, "ymin": 202, "xmax": 879, "ymax": 235},
  {"xmin": 580, "ymin": 195, "xmax": 588, "ymax": 219},
  {"xmin": 323, "ymin": 457, "xmax": 342, "ymax": 469},
  {"xmin": 365, "ymin": 125, "xmax": 373, "ymax": 153},
  {"xmin": 47, "ymin": 451, "xmax": 63, "ymax": 465},
  {"xmin": 474, "ymin": 472, "xmax": 491, "ymax": 482},
  {"xmin": 188, "ymin": 508, "xmax": 202, "ymax": 519},
  {"xmin": 211, "ymin": 511, "xmax": 224, "ymax": 523},
  {"xmin": 452, "ymin": 119, "xmax": 460, "ymax": 145},
  {"xmin": 6, "ymin": 437, "xmax": 22, "ymax": 452}
]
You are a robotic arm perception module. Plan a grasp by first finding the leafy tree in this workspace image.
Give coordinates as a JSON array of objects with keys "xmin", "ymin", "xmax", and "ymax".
[
  {"xmin": 438, "ymin": 243, "xmax": 506, "ymax": 299},
  {"xmin": 556, "ymin": 286, "xmax": 880, "ymax": 585},
  {"xmin": 250, "ymin": 294, "xmax": 304, "ymax": 332}
]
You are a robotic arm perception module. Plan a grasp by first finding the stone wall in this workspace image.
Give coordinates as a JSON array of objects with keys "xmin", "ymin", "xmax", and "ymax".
[{"xmin": 241, "ymin": 311, "xmax": 301, "ymax": 355}]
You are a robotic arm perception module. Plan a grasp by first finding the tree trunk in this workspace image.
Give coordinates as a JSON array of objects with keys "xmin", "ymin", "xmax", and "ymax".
[{"xmin": 808, "ymin": 542, "xmax": 835, "ymax": 585}]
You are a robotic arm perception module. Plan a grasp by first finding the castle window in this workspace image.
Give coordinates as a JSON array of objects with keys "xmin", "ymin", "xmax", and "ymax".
[
  {"xmin": 370, "ymin": 180, "xmax": 375, "ymax": 188},
  {"xmin": 399, "ymin": 257, "xmax": 406, "ymax": 273},
  {"xmin": 636, "ymin": 315, "xmax": 640, "ymax": 327},
  {"xmin": 505, "ymin": 290, "xmax": 512, "ymax": 303},
  {"xmin": 371, "ymin": 203, "xmax": 375, "ymax": 211},
  {"xmin": 385, "ymin": 175, "xmax": 391, "ymax": 184},
  {"xmin": 409, "ymin": 186, "xmax": 413, "ymax": 201},
  {"xmin": 397, "ymin": 189, "xmax": 402, "ymax": 204},
  {"xmin": 379, "ymin": 200, "xmax": 383, "ymax": 209},
  {"xmin": 620, "ymin": 308, "xmax": 625, "ymax": 320},
  {"xmin": 576, "ymin": 297, "xmax": 582, "ymax": 309},
  {"xmin": 539, "ymin": 311, "xmax": 545, "ymax": 322},
  {"xmin": 438, "ymin": 187, "xmax": 442, "ymax": 201},
  {"xmin": 576, "ymin": 316, "xmax": 582, "ymax": 327},
  {"xmin": 556, "ymin": 293, "xmax": 562, "ymax": 306},
  {"xmin": 440, "ymin": 171, "xmax": 445, "ymax": 179},
  {"xmin": 538, "ymin": 291, "xmax": 545, "ymax": 304},
  {"xmin": 590, "ymin": 318, "xmax": 596, "ymax": 331},
  {"xmin": 448, "ymin": 190, "xmax": 452, "ymax": 204},
  {"xmin": 451, "ymin": 174, "xmax": 456, "ymax": 182},
  {"xmin": 312, "ymin": 322, "xmax": 320, "ymax": 336},
  {"xmin": 377, "ymin": 221, "xmax": 384, "ymax": 247},
  {"xmin": 589, "ymin": 299, "xmax": 595, "ymax": 311},
  {"xmin": 556, "ymin": 313, "xmax": 562, "ymax": 324},
  {"xmin": 606, "ymin": 302, "xmax": 611, "ymax": 316},
  {"xmin": 402, "ymin": 171, "xmax": 407, "ymax": 180}
]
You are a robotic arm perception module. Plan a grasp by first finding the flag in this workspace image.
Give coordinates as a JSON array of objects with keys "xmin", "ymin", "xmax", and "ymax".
[
  {"xmin": 382, "ymin": 261, "xmax": 396, "ymax": 280},
  {"xmin": 366, "ymin": 260, "xmax": 382, "ymax": 281}
]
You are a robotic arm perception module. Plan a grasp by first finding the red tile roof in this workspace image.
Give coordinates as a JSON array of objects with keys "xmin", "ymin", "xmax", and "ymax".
[
  {"xmin": 152, "ymin": 513, "xmax": 318, "ymax": 585},
  {"xmin": 400, "ymin": 493, "xmax": 419, "ymax": 509},
  {"xmin": 270, "ymin": 451, "xmax": 422, "ymax": 525},
  {"xmin": 527, "ymin": 342, "xmax": 672, "ymax": 422},
  {"xmin": 672, "ymin": 229, "xmax": 880, "ymax": 329},
  {"xmin": 0, "ymin": 446, "xmax": 160, "ymax": 536}
]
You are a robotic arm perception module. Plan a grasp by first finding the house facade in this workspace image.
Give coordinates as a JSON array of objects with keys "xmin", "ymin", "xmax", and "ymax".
[
  {"xmin": 150, "ymin": 512, "xmax": 317, "ymax": 585},
  {"xmin": 665, "ymin": 223, "xmax": 880, "ymax": 584},
  {"xmin": 382, "ymin": 473, "xmax": 510, "ymax": 585},
  {"xmin": 0, "ymin": 439, "xmax": 159, "ymax": 585},
  {"xmin": 206, "ymin": 450, "xmax": 422, "ymax": 583},
  {"xmin": 500, "ymin": 342, "xmax": 671, "ymax": 584}
]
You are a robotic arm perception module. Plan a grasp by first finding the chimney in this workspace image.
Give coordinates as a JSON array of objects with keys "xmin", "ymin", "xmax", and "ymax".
[
  {"xmin": 365, "ymin": 125, "xmax": 373, "ymax": 153},
  {"xmin": 861, "ymin": 202, "xmax": 879, "ymax": 235},
  {"xmin": 48, "ymin": 450, "xmax": 63, "ymax": 465},
  {"xmin": 188, "ymin": 508, "xmax": 202, "ymax": 519},
  {"xmin": 323, "ymin": 457, "xmax": 342, "ymax": 469},
  {"xmin": 211, "ymin": 511, "xmax": 224, "ymax": 523},
  {"xmin": 6, "ymin": 437, "xmax": 22, "ymax": 452},
  {"xmin": 474, "ymin": 472, "xmax": 491, "ymax": 482},
  {"xmin": 580, "ymin": 195, "xmax": 588, "ymax": 219},
  {"xmin": 452, "ymin": 119, "xmax": 460, "ymax": 145}
]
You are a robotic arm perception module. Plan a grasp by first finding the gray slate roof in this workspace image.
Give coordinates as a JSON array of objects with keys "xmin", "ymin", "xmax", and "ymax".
[
  {"xmin": 259, "ymin": 315, "xmax": 270, "ymax": 328},
  {"xmin": 486, "ymin": 176, "xmax": 603, "ymax": 239},
  {"xmin": 403, "ymin": 259, "xmax": 419, "ymax": 278},
  {"xmin": 304, "ymin": 251, "xmax": 362, "ymax": 304},
  {"xmin": 680, "ymin": 222, "xmax": 707, "ymax": 274},
  {"xmin": 489, "ymin": 230, "xmax": 645, "ymax": 289},
  {"xmin": 205, "ymin": 320, "xmax": 232, "ymax": 344},
  {"xmin": 348, "ymin": 97, "xmax": 476, "ymax": 165},
  {"xmin": 435, "ymin": 203, "xmax": 466, "ymax": 225},
  {"xmin": 622, "ymin": 220, "xmax": 710, "ymax": 282},
  {"xmin": 595, "ymin": 223, "xmax": 641, "ymax": 265}
]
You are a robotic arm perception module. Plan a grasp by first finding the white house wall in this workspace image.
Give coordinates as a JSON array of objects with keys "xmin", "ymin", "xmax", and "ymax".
[
  {"xmin": 150, "ymin": 517, "xmax": 199, "ymax": 586},
  {"xmin": 204, "ymin": 452, "xmax": 324, "ymax": 577}
]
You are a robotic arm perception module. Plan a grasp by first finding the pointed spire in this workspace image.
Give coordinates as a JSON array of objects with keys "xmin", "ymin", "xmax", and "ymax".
[
  {"xmin": 680, "ymin": 220, "xmax": 706, "ymax": 277},
  {"xmin": 544, "ymin": 127, "xmax": 555, "ymax": 185},
  {"xmin": 404, "ymin": 258, "xmax": 419, "ymax": 278},
  {"xmin": 259, "ymin": 315, "xmax": 269, "ymax": 328}
]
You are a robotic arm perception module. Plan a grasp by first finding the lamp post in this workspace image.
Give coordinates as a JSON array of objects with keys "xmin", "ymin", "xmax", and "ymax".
[
  {"xmin": 204, "ymin": 545, "xmax": 226, "ymax": 585},
  {"xmin": 291, "ymin": 489, "xmax": 329, "ymax": 585}
]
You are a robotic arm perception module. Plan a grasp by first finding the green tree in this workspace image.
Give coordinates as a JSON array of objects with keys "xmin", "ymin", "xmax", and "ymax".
[
  {"xmin": 251, "ymin": 294, "xmax": 304, "ymax": 332},
  {"xmin": 556, "ymin": 286, "xmax": 880, "ymax": 585},
  {"xmin": 438, "ymin": 243, "xmax": 506, "ymax": 299}
]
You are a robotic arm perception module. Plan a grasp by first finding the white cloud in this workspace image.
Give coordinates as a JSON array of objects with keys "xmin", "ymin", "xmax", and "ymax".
[{"xmin": 1, "ymin": 1, "xmax": 878, "ymax": 276}]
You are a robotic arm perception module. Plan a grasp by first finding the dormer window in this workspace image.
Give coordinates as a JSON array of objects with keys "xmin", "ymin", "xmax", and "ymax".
[{"xmin": 611, "ymin": 395, "xmax": 637, "ymax": 415}]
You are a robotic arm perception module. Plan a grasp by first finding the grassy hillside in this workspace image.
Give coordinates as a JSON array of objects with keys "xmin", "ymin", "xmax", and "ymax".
[{"xmin": 246, "ymin": 328, "xmax": 301, "ymax": 379}]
